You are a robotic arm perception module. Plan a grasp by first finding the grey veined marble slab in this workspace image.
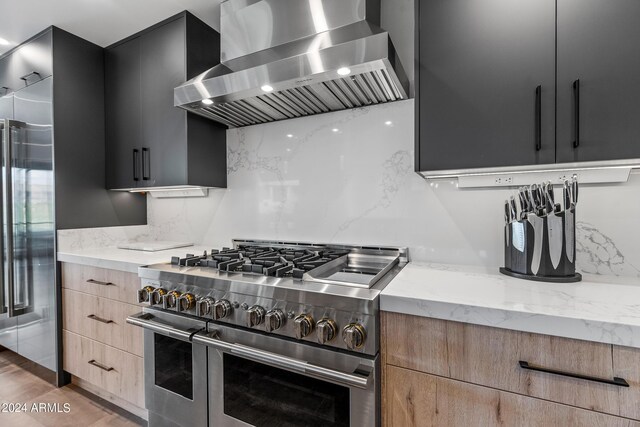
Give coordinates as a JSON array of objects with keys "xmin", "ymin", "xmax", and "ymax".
[{"xmin": 382, "ymin": 262, "xmax": 640, "ymax": 349}]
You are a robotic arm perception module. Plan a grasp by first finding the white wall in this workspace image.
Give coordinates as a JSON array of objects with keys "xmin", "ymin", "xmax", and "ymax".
[{"xmin": 136, "ymin": 99, "xmax": 640, "ymax": 278}]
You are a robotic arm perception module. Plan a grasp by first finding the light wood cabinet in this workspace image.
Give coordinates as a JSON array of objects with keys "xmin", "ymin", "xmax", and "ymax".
[
  {"xmin": 61, "ymin": 263, "xmax": 140, "ymax": 304},
  {"xmin": 386, "ymin": 366, "xmax": 640, "ymax": 427},
  {"xmin": 62, "ymin": 289, "xmax": 143, "ymax": 357},
  {"xmin": 61, "ymin": 262, "xmax": 144, "ymax": 415},
  {"xmin": 63, "ymin": 330, "xmax": 144, "ymax": 408},
  {"xmin": 382, "ymin": 312, "xmax": 640, "ymax": 424}
]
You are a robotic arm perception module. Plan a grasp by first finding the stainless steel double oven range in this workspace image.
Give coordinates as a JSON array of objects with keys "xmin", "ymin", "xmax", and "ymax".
[{"xmin": 127, "ymin": 239, "xmax": 408, "ymax": 427}]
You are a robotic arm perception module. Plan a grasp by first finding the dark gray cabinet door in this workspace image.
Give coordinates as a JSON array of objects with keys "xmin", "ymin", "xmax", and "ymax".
[
  {"xmin": 105, "ymin": 37, "xmax": 141, "ymax": 189},
  {"xmin": 139, "ymin": 18, "xmax": 188, "ymax": 187},
  {"xmin": 557, "ymin": 0, "xmax": 640, "ymax": 163},
  {"xmin": 0, "ymin": 31, "xmax": 52, "ymax": 94},
  {"xmin": 416, "ymin": 0, "xmax": 556, "ymax": 172}
]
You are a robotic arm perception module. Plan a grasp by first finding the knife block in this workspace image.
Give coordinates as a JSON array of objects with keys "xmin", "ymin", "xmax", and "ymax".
[{"xmin": 500, "ymin": 209, "xmax": 581, "ymax": 283}]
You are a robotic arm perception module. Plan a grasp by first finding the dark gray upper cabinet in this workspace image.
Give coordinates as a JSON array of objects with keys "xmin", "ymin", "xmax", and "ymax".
[
  {"xmin": 105, "ymin": 37, "xmax": 142, "ymax": 189},
  {"xmin": 0, "ymin": 31, "xmax": 53, "ymax": 93},
  {"xmin": 0, "ymin": 27, "xmax": 146, "ymax": 229},
  {"xmin": 416, "ymin": 0, "xmax": 556, "ymax": 173},
  {"xmin": 556, "ymin": 0, "xmax": 640, "ymax": 163},
  {"xmin": 416, "ymin": 0, "xmax": 640, "ymax": 174},
  {"xmin": 105, "ymin": 12, "xmax": 227, "ymax": 190}
]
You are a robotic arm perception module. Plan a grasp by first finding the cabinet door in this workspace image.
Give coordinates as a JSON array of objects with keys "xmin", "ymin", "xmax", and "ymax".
[
  {"xmin": 139, "ymin": 18, "xmax": 188, "ymax": 187},
  {"xmin": 0, "ymin": 31, "xmax": 52, "ymax": 94},
  {"xmin": 556, "ymin": 0, "xmax": 640, "ymax": 163},
  {"xmin": 416, "ymin": 0, "xmax": 556, "ymax": 172},
  {"xmin": 105, "ymin": 38, "xmax": 142, "ymax": 190}
]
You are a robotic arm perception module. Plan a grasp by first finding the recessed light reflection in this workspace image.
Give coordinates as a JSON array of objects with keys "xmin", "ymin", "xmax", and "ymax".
[
  {"xmin": 286, "ymin": 134, "xmax": 293, "ymax": 138},
  {"xmin": 385, "ymin": 121, "xmax": 393, "ymax": 126},
  {"xmin": 202, "ymin": 99, "xmax": 214, "ymax": 105},
  {"xmin": 0, "ymin": 38, "xmax": 10, "ymax": 46},
  {"xmin": 337, "ymin": 67, "xmax": 351, "ymax": 76},
  {"xmin": 261, "ymin": 85, "xmax": 274, "ymax": 92},
  {"xmin": 332, "ymin": 128, "xmax": 339, "ymax": 132}
]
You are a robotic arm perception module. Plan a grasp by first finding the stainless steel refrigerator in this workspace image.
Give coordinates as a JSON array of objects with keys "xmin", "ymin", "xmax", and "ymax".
[{"xmin": 0, "ymin": 77, "xmax": 56, "ymax": 372}]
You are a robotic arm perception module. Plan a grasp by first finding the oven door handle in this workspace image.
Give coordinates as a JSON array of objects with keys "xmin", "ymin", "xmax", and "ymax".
[
  {"xmin": 126, "ymin": 312, "xmax": 198, "ymax": 343},
  {"xmin": 192, "ymin": 331, "xmax": 371, "ymax": 390}
]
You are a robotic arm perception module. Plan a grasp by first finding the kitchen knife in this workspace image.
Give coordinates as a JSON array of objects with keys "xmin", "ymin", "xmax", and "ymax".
[
  {"xmin": 505, "ymin": 200, "xmax": 511, "ymax": 224},
  {"xmin": 518, "ymin": 187, "xmax": 530, "ymax": 219},
  {"xmin": 565, "ymin": 206, "xmax": 575, "ymax": 263},
  {"xmin": 541, "ymin": 182, "xmax": 562, "ymax": 269},
  {"xmin": 529, "ymin": 215, "xmax": 544, "ymax": 275},
  {"xmin": 563, "ymin": 180, "xmax": 572, "ymax": 211},
  {"xmin": 543, "ymin": 182, "xmax": 555, "ymax": 214},
  {"xmin": 571, "ymin": 175, "xmax": 579, "ymax": 208},
  {"xmin": 509, "ymin": 196, "xmax": 518, "ymax": 223}
]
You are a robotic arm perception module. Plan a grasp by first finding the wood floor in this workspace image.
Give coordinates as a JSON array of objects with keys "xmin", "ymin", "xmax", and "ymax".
[{"xmin": 0, "ymin": 348, "xmax": 144, "ymax": 427}]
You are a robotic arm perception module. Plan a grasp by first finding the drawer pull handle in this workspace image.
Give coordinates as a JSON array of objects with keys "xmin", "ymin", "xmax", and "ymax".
[
  {"xmin": 87, "ymin": 314, "xmax": 114, "ymax": 324},
  {"xmin": 88, "ymin": 360, "xmax": 114, "ymax": 372},
  {"xmin": 519, "ymin": 361, "xmax": 629, "ymax": 387},
  {"xmin": 86, "ymin": 279, "xmax": 114, "ymax": 286}
]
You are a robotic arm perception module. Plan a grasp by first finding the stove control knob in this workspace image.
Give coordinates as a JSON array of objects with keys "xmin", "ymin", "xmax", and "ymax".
[
  {"xmin": 342, "ymin": 323, "xmax": 367, "ymax": 350},
  {"xmin": 213, "ymin": 299, "xmax": 232, "ymax": 320},
  {"xmin": 177, "ymin": 293, "xmax": 196, "ymax": 312},
  {"xmin": 246, "ymin": 305, "xmax": 266, "ymax": 327},
  {"xmin": 150, "ymin": 288, "xmax": 167, "ymax": 306},
  {"xmin": 294, "ymin": 314, "xmax": 315, "ymax": 339},
  {"xmin": 316, "ymin": 319, "xmax": 338, "ymax": 344},
  {"xmin": 196, "ymin": 297, "xmax": 215, "ymax": 318},
  {"xmin": 137, "ymin": 286, "xmax": 155, "ymax": 304},
  {"xmin": 164, "ymin": 290, "xmax": 182, "ymax": 309},
  {"xmin": 265, "ymin": 309, "xmax": 286, "ymax": 332}
]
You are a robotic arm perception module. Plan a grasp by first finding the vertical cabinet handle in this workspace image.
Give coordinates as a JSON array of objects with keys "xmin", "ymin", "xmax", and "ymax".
[
  {"xmin": 133, "ymin": 149, "xmax": 140, "ymax": 181},
  {"xmin": 535, "ymin": 85, "xmax": 542, "ymax": 151},
  {"xmin": 572, "ymin": 79, "xmax": 580, "ymax": 148},
  {"xmin": 142, "ymin": 147, "xmax": 150, "ymax": 180}
]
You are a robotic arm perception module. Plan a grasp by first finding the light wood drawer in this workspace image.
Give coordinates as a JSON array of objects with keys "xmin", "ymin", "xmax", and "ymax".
[
  {"xmin": 385, "ymin": 365, "xmax": 640, "ymax": 427},
  {"xmin": 383, "ymin": 312, "xmax": 640, "ymax": 420},
  {"xmin": 61, "ymin": 263, "xmax": 140, "ymax": 304},
  {"xmin": 63, "ymin": 330, "xmax": 144, "ymax": 408},
  {"xmin": 62, "ymin": 289, "xmax": 143, "ymax": 357}
]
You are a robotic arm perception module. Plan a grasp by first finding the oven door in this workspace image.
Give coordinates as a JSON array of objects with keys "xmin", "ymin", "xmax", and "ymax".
[
  {"xmin": 127, "ymin": 311, "xmax": 208, "ymax": 427},
  {"xmin": 193, "ymin": 324, "xmax": 379, "ymax": 427}
]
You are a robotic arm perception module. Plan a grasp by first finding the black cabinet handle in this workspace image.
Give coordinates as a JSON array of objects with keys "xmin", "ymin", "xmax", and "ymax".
[
  {"xmin": 87, "ymin": 314, "xmax": 114, "ymax": 324},
  {"xmin": 19, "ymin": 71, "xmax": 41, "ymax": 83},
  {"xmin": 519, "ymin": 361, "xmax": 629, "ymax": 387},
  {"xmin": 535, "ymin": 85, "xmax": 542, "ymax": 151},
  {"xmin": 88, "ymin": 359, "xmax": 114, "ymax": 372},
  {"xmin": 142, "ymin": 147, "xmax": 150, "ymax": 180},
  {"xmin": 133, "ymin": 149, "xmax": 140, "ymax": 181},
  {"xmin": 572, "ymin": 79, "xmax": 580, "ymax": 148},
  {"xmin": 86, "ymin": 279, "xmax": 114, "ymax": 286}
]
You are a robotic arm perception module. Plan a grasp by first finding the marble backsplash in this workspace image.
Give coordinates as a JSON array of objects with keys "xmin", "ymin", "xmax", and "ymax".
[{"xmin": 58, "ymin": 99, "xmax": 640, "ymax": 279}]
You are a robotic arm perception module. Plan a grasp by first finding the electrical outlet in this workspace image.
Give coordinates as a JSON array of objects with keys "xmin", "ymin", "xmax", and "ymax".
[{"xmin": 494, "ymin": 176, "xmax": 513, "ymax": 185}]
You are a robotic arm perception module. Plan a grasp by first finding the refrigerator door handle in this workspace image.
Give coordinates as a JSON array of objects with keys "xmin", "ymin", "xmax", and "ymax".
[
  {"xmin": 0, "ymin": 120, "xmax": 5, "ymax": 316},
  {"xmin": 3, "ymin": 119, "xmax": 26, "ymax": 318}
]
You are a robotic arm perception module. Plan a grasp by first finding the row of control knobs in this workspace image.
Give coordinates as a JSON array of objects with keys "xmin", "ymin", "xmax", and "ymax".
[{"xmin": 138, "ymin": 287, "xmax": 366, "ymax": 350}]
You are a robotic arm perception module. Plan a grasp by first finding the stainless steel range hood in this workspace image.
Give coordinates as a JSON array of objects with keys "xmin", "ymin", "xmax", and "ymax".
[{"xmin": 174, "ymin": 0, "xmax": 409, "ymax": 128}]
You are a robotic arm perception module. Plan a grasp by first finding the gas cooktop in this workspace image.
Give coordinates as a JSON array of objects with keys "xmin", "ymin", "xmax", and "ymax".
[{"xmin": 162, "ymin": 239, "xmax": 406, "ymax": 290}]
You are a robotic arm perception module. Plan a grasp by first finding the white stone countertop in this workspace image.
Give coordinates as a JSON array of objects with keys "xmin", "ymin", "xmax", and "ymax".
[
  {"xmin": 57, "ymin": 245, "xmax": 212, "ymax": 274},
  {"xmin": 381, "ymin": 262, "xmax": 640, "ymax": 349}
]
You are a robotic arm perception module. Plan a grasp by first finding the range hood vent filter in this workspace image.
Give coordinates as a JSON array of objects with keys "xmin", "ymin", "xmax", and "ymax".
[{"xmin": 174, "ymin": 0, "xmax": 409, "ymax": 128}]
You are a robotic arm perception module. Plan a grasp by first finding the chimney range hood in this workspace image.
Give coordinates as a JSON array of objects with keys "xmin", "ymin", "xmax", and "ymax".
[{"xmin": 174, "ymin": 0, "xmax": 409, "ymax": 128}]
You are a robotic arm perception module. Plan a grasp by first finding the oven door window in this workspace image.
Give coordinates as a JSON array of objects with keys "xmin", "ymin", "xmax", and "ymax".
[
  {"xmin": 223, "ymin": 354, "xmax": 349, "ymax": 427},
  {"xmin": 154, "ymin": 334, "xmax": 193, "ymax": 400}
]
